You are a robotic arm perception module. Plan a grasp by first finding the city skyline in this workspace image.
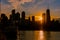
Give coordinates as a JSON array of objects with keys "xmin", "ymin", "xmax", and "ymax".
[
  {"xmin": 0, "ymin": 0, "xmax": 60, "ymax": 21},
  {"xmin": 0, "ymin": 0, "xmax": 60, "ymax": 40}
]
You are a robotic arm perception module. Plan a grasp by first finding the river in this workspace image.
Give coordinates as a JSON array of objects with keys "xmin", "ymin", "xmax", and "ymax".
[
  {"xmin": 38, "ymin": 30, "xmax": 60, "ymax": 40},
  {"xmin": 16, "ymin": 30, "xmax": 60, "ymax": 40}
]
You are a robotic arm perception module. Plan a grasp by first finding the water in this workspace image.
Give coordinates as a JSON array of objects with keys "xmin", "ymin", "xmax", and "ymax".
[
  {"xmin": 39, "ymin": 30, "xmax": 45, "ymax": 40},
  {"xmin": 16, "ymin": 30, "xmax": 60, "ymax": 40},
  {"xmin": 38, "ymin": 30, "xmax": 60, "ymax": 40}
]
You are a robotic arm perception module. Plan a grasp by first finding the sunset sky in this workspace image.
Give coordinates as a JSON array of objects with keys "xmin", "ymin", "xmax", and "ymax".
[{"xmin": 0, "ymin": 0, "xmax": 60, "ymax": 20}]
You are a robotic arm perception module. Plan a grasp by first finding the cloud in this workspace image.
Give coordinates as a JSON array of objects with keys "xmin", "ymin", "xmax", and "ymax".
[
  {"xmin": 8, "ymin": 0, "xmax": 20, "ymax": 9},
  {"xmin": 8, "ymin": 0, "xmax": 33, "ymax": 9},
  {"xmin": 1, "ymin": 0, "xmax": 56, "ymax": 10},
  {"xmin": 21, "ymin": 0, "xmax": 33, "ymax": 4},
  {"xmin": 0, "ymin": 3, "xmax": 12, "ymax": 17}
]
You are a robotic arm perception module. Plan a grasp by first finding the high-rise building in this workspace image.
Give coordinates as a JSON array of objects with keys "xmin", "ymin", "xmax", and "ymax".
[
  {"xmin": 10, "ymin": 9, "xmax": 16, "ymax": 20},
  {"xmin": 21, "ymin": 11, "xmax": 25, "ymax": 20},
  {"xmin": 16, "ymin": 12, "xmax": 20, "ymax": 21},
  {"xmin": 28, "ymin": 17, "xmax": 30, "ymax": 21},
  {"xmin": 32, "ymin": 16, "xmax": 35, "ymax": 22},
  {"xmin": 42, "ymin": 13, "xmax": 46, "ymax": 25},
  {"xmin": 46, "ymin": 9, "xmax": 50, "ymax": 24},
  {"xmin": 12, "ymin": 9, "xmax": 15, "ymax": 15}
]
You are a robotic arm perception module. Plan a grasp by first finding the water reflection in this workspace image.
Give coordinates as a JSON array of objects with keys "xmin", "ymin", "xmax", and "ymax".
[
  {"xmin": 38, "ymin": 30, "xmax": 51, "ymax": 40},
  {"xmin": 38, "ymin": 30, "xmax": 45, "ymax": 40},
  {"xmin": 38, "ymin": 30, "xmax": 60, "ymax": 40},
  {"xmin": 39, "ymin": 30, "xmax": 45, "ymax": 40},
  {"xmin": 46, "ymin": 31, "xmax": 51, "ymax": 40}
]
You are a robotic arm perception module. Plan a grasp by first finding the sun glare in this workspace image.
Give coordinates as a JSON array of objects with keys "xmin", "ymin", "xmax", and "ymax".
[
  {"xmin": 39, "ymin": 17, "xmax": 43, "ymax": 21},
  {"xmin": 38, "ymin": 16, "xmax": 43, "ymax": 24},
  {"xmin": 35, "ymin": 16, "xmax": 43, "ymax": 21}
]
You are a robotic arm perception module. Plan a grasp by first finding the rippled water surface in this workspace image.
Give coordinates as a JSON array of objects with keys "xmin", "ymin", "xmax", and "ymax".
[{"xmin": 38, "ymin": 30, "xmax": 60, "ymax": 40}]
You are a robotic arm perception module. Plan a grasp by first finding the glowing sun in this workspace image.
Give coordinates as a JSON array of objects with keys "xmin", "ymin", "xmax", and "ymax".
[{"xmin": 39, "ymin": 17, "xmax": 43, "ymax": 21}]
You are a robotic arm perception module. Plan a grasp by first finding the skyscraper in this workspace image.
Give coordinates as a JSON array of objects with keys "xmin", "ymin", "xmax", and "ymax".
[
  {"xmin": 10, "ymin": 9, "xmax": 16, "ymax": 21},
  {"xmin": 28, "ymin": 17, "xmax": 30, "ymax": 21},
  {"xmin": 12, "ymin": 9, "xmax": 15, "ymax": 15},
  {"xmin": 46, "ymin": 9, "xmax": 50, "ymax": 24},
  {"xmin": 32, "ymin": 16, "xmax": 35, "ymax": 22},
  {"xmin": 16, "ymin": 12, "xmax": 20, "ymax": 21},
  {"xmin": 21, "ymin": 11, "xmax": 25, "ymax": 20},
  {"xmin": 21, "ymin": 11, "xmax": 25, "ymax": 28},
  {"xmin": 42, "ymin": 13, "xmax": 46, "ymax": 25}
]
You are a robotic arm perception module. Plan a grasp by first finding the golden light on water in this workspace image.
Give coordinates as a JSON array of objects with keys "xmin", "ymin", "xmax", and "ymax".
[{"xmin": 39, "ymin": 30, "xmax": 45, "ymax": 40}]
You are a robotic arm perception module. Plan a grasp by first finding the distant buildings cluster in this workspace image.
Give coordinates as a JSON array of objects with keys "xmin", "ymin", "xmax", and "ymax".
[
  {"xmin": 0, "ymin": 9, "xmax": 60, "ymax": 30},
  {"xmin": 0, "ymin": 9, "xmax": 39, "ymax": 30}
]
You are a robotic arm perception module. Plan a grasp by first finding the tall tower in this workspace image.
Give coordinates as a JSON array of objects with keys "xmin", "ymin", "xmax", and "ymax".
[
  {"xmin": 10, "ymin": 9, "xmax": 16, "ymax": 20},
  {"xmin": 12, "ymin": 9, "xmax": 15, "ymax": 15},
  {"xmin": 16, "ymin": 12, "xmax": 20, "ymax": 20},
  {"xmin": 32, "ymin": 16, "xmax": 35, "ymax": 22},
  {"xmin": 22, "ymin": 11, "xmax": 25, "ymax": 20},
  {"xmin": 46, "ymin": 0, "xmax": 51, "ymax": 24},
  {"xmin": 46, "ymin": 9, "xmax": 50, "ymax": 24},
  {"xmin": 42, "ymin": 13, "xmax": 46, "ymax": 25},
  {"xmin": 28, "ymin": 17, "xmax": 30, "ymax": 21}
]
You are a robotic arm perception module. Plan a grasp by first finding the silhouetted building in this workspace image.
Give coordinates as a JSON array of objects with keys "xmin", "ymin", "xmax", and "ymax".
[
  {"xmin": 46, "ymin": 9, "xmax": 51, "ymax": 24},
  {"xmin": 32, "ymin": 16, "xmax": 35, "ymax": 22},
  {"xmin": 15, "ymin": 12, "xmax": 20, "ymax": 27},
  {"xmin": 1, "ymin": 14, "xmax": 8, "ymax": 24},
  {"xmin": 10, "ymin": 9, "xmax": 16, "ymax": 21},
  {"xmin": 20, "ymin": 11, "xmax": 26, "ymax": 30},
  {"xmin": 28, "ymin": 17, "xmax": 30, "ymax": 26},
  {"xmin": 21, "ymin": 11, "xmax": 25, "ymax": 20},
  {"xmin": 16, "ymin": 12, "xmax": 20, "ymax": 21},
  {"xmin": 12, "ymin": 9, "xmax": 15, "ymax": 15},
  {"xmin": 42, "ymin": 13, "xmax": 46, "ymax": 25},
  {"xmin": 28, "ymin": 17, "xmax": 30, "ymax": 22}
]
